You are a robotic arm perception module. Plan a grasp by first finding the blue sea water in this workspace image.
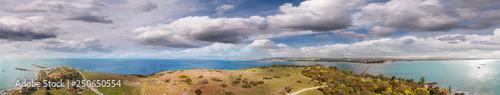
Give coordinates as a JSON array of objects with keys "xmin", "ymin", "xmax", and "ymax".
[{"xmin": 0, "ymin": 59, "xmax": 498, "ymax": 94}]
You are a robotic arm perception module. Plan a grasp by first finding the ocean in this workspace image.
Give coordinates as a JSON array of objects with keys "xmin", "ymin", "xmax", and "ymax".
[{"xmin": 0, "ymin": 59, "xmax": 498, "ymax": 94}]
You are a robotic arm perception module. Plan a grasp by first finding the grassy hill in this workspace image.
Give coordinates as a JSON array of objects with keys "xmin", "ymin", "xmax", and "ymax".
[{"xmin": 7, "ymin": 64, "xmax": 449, "ymax": 95}]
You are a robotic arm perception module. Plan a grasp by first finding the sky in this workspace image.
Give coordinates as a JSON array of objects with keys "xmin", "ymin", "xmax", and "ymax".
[{"xmin": 0, "ymin": 0, "xmax": 500, "ymax": 59}]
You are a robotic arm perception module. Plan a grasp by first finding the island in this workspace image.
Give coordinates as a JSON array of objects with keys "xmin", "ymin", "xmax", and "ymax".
[{"xmin": 5, "ymin": 64, "xmax": 450, "ymax": 95}]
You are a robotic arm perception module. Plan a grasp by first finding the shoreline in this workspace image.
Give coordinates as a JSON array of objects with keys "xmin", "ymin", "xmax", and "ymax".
[
  {"xmin": 3, "ymin": 62, "xmax": 478, "ymax": 94},
  {"xmin": 234, "ymin": 58, "xmax": 488, "ymax": 64}
]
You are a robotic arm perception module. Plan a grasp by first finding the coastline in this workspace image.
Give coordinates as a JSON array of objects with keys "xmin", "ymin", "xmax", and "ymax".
[
  {"xmin": 232, "ymin": 57, "xmax": 487, "ymax": 64},
  {"xmin": 6, "ymin": 64, "xmax": 453, "ymax": 95}
]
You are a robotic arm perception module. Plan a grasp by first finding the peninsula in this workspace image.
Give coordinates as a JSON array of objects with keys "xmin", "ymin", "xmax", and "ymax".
[{"xmin": 6, "ymin": 64, "xmax": 450, "ymax": 95}]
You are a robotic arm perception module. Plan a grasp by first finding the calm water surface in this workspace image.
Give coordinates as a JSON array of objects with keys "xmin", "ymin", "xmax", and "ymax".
[{"xmin": 0, "ymin": 59, "xmax": 498, "ymax": 94}]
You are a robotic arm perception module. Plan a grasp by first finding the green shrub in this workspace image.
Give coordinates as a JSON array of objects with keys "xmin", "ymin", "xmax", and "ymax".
[
  {"xmin": 273, "ymin": 76, "xmax": 281, "ymax": 78},
  {"xmin": 250, "ymin": 81, "xmax": 258, "ymax": 86},
  {"xmin": 210, "ymin": 77, "xmax": 223, "ymax": 82},
  {"xmin": 178, "ymin": 75, "xmax": 189, "ymax": 78},
  {"xmin": 220, "ymin": 83, "xmax": 228, "ymax": 87},
  {"xmin": 195, "ymin": 89, "xmax": 202, "ymax": 95},
  {"xmin": 235, "ymin": 77, "xmax": 242, "ymax": 81},
  {"xmin": 257, "ymin": 81, "xmax": 264, "ymax": 84},
  {"xmin": 263, "ymin": 77, "xmax": 272, "ymax": 80},
  {"xmin": 241, "ymin": 84, "xmax": 252, "ymax": 88},
  {"xmin": 296, "ymin": 80, "xmax": 302, "ymax": 83},
  {"xmin": 232, "ymin": 81, "xmax": 240, "ymax": 84},
  {"xmin": 242, "ymin": 78, "xmax": 248, "ymax": 84}
]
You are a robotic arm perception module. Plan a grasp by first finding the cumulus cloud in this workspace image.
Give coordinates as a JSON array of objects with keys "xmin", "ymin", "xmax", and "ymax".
[
  {"xmin": 338, "ymin": 0, "xmax": 500, "ymax": 38},
  {"xmin": 122, "ymin": 39, "xmax": 285, "ymax": 59},
  {"xmin": 269, "ymin": 29, "xmax": 500, "ymax": 58},
  {"xmin": 0, "ymin": 16, "xmax": 61, "ymax": 41},
  {"xmin": 362, "ymin": 0, "xmax": 462, "ymax": 31},
  {"xmin": 131, "ymin": 0, "xmax": 365, "ymax": 48},
  {"xmin": 131, "ymin": 16, "xmax": 268, "ymax": 48},
  {"xmin": 126, "ymin": 28, "xmax": 500, "ymax": 59},
  {"xmin": 36, "ymin": 38, "xmax": 113, "ymax": 53},
  {"xmin": 3, "ymin": 0, "xmax": 113, "ymax": 23},
  {"xmin": 215, "ymin": 4, "xmax": 235, "ymax": 16},
  {"xmin": 267, "ymin": 0, "xmax": 365, "ymax": 31}
]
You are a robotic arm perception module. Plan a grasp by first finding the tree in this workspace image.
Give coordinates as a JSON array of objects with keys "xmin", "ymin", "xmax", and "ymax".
[
  {"xmin": 449, "ymin": 85, "xmax": 452, "ymax": 94},
  {"xmin": 378, "ymin": 74, "xmax": 384, "ymax": 79},
  {"xmin": 195, "ymin": 89, "xmax": 202, "ymax": 95},
  {"xmin": 419, "ymin": 77, "xmax": 425, "ymax": 87}
]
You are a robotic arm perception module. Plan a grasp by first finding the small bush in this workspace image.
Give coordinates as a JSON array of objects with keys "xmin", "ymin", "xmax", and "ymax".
[
  {"xmin": 263, "ymin": 77, "xmax": 272, "ymax": 80},
  {"xmin": 242, "ymin": 78, "xmax": 248, "ymax": 84},
  {"xmin": 210, "ymin": 77, "xmax": 223, "ymax": 82},
  {"xmin": 257, "ymin": 81, "xmax": 264, "ymax": 84},
  {"xmin": 235, "ymin": 77, "xmax": 242, "ymax": 81},
  {"xmin": 195, "ymin": 89, "xmax": 202, "ymax": 95},
  {"xmin": 232, "ymin": 81, "xmax": 240, "ymax": 85},
  {"xmin": 241, "ymin": 84, "xmax": 252, "ymax": 88},
  {"xmin": 225, "ymin": 91, "xmax": 235, "ymax": 95},
  {"xmin": 250, "ymin": 81, "xmax": 258, "ymax": 86},
  {"xmin": 273, "ymin": 76, "xmax": 281, "ymax": 78},
  {"xmin": 296, "ymin": 80, "xmax": 302, "ymax": 83},
  {"xmin": 178, "ymin": 75, "xmax": 189, "ymax": 78},
  {"xmin": 220, "ymin": 83, "xmax": 228, "ymax": 87},
  {"xmin": 198, "ymin": 75, "xmax": 203, "ymax": 78},
  {"xmin": 164, "ymin": 79, "xmax": 171, "ymax": 83},
  {"xmin": 181, "ymin": 78, "xmax": 192, "ymax": 82}
]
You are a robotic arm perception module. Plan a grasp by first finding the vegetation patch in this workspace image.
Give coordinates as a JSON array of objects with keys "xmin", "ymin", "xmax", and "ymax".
[{"xmin": 241, "ymin": 84, "xmax": 252, "ymax": 88}]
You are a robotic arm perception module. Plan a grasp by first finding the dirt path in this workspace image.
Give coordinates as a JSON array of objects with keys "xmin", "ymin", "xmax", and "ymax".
[
  {"xmin": 287, "ymin": 86, "xmax": 326, "ymax": 95},
  {"xmin": 76, "ymin": 70, "xmax": 104, "ymax": 95}
]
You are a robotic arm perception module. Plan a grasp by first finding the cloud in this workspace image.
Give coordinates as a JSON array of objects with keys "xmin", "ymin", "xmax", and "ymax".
[
  {"xmin": 120, "ymin": 39, "xmax": 283, "ymax": 59},
  {"xmin": 131, "ymin": 16, "xmax": 268, "ymax": 48},
  {"xmin": 0, "ymin": 16, "xmax": 61, "ymax": 41},
  {"xmin": 131, "ymin": 0, "xmax": 365, "ymax": 48},
  {"xmin": 332, "ymin": 31, "xmax": 369, "ymax": 38},
  {"xmin": 362, "ymin": 0, "xmax": 462, "ymax": 31},
  {"xmin": 459, "ymin": 9, "xmax": 500, "ymax": 29},
  {"xmin": 215, "ymin": 4, "xmax": 235, "ymax": 16},
  {"xmin": 449, "ymin": 0, "xmax": 500, "ymax": 10},
  {"xmin": 269, "ymin": 28, "xmax": 500, "ymax": 58},
  {"xmin": 3, "ymin": 0, "xmax": 113, "ymax": 23},
  {"xmin": 315, "ymin": 34, "xmax": 329, "ymax": 38},
  {"xmin": 267, "ymin": 0, "xmax": 365, "ymax": 31},
  {"xmin": 68, "ymin": 14, "xmax": 113, "ymax": 23},
  {"xmin": 36, "ymin": 38, "xmax": 113, "ymax": 53},
  {"xmin": 112, "ymin": 0, "xmax": 158, "ymax": 12},
  {"xmin": 338, "ymin": 0, "xmax": 500, "ymax": 38}
]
